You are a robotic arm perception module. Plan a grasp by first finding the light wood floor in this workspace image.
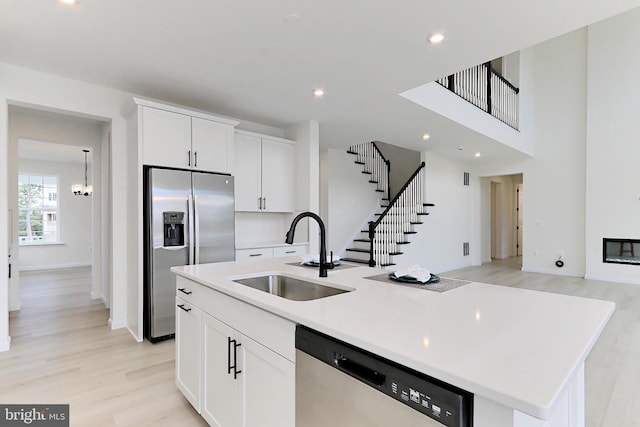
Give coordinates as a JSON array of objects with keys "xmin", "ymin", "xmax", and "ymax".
[
  {"xmin": 1, "ymin": 262, "xmax": 636, "ymax": 426},
  {"xmin": 444, "ymin": 257, "xmax": 640, "ymax": 427},
  {"xmin": 0, "ymin": 267, "xmax": 206, "ymax": 427}
]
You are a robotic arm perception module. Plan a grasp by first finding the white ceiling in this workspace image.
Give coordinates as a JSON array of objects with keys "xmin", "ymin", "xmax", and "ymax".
[
  {"xmin": 19, "ymin": 139, "xmax": 91, "ymax": 164},
  {"xmin": 2, "ymin": 0, "xmax": 640, "ymax": 163}
]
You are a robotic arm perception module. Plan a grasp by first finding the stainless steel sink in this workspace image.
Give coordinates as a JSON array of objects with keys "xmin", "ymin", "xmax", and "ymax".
[{"xmin": 232, "ymin": 274, "xmax": 351, "ymax": 301}]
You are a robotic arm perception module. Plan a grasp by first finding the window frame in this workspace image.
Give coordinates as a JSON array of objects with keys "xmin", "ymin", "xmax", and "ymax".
[{"xmin": 18, "ymin": 173, "xmax": 60, "ymax": 246}]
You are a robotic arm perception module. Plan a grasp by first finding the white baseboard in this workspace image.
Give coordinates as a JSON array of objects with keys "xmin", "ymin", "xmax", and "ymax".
[
  {"xmin": 108, "ymin": 317, "xmax": 127, "ymax": 330},
  {"xmin": 584, "ymin": 274, "xmax": 640, "ymax": 286},
  {"xmin": 19, "ymin": 262, "xmax": 91, "ymax": 272},
  {"xmin": 126, "ymin": 325, "xmax": 144, "ymax": 343},
  {"xmin": 0, "ymin": 336, "xmax": 11, "ymax": 352},
  {"xmin": 521, "ymin": 266, "xmax": 583, "ymax": 277}
]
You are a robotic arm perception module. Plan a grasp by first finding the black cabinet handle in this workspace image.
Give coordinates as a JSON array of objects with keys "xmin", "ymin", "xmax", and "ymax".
[
  {"xmin": 227, "ymin": 337, "xmax": 242, "ymax": 379},
  {"xmin": 194, "ymin": 151, "xmax": 198, "ymax": 167},
  {"xmin": 228, "ymin": 337, "xmax": 233, "ymax": 375},
  {"xmin": 188, "ymin": 150, "xmax": 191, "ymax": 166},
  {"xmin": 285, "ymin": 250, "xmax": 296, "ymax": 254},
  {"xmin": 233, "ymin": 341, "xmax": 242, "ymax": 379},
  {"xmin": 178, "ymin": 288, "xmax": 192, "ymax": 295},
  {"xmin": 249, "ymin": 253, "xmax": 262, "ymax": 257},
  {"xmin": 177, "ymin": 304, "xmax": 191, "ymax": 313}
]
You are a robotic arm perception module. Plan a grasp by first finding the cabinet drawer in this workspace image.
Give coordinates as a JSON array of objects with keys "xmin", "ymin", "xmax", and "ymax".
[
  {"xmin": 176, "ymin": 276, "xmax": 206, "ymax": 303},
  {"xmin": 236, "ymin": 248, "xmax": 274, "ymax": 260},
  {"xmin": 177, "ymin": 278, "xmax": 295, "ymax": 362},
  {"xmin": 273, "ymin": 245, "xmax": 307, "ymax": 258}
]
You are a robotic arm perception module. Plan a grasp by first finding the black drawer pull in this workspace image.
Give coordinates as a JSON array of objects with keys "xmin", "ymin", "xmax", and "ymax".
[
  {"xmin": 249, "ymin": 253, "xmax": 262, "ymax": 257},
  {"xmin": 177, "ymin": 304, "xmax": 191, "ymax": 313},
  {"xmin": 178, "ymin": 288, "xmax": 192, "ymax": 295},
  {"xmin": 285, "ymin": 250, "xmax": 296, "ymax": 254}
]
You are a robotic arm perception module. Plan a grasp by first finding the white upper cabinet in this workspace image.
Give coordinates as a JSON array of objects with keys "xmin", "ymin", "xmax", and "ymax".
[
  {"xmin": 233, "ymin": 131, "xmax": 295, "ymax": 213},
  {"xmin": 191, "ymin": 117, "xmax": 234, "ymax": 173},
  {"xmin": 234, "ymin": 133, "xmax": 262, "ymax": 212},
  {"xmin": 141, "ymin": 106, "xmax": 191, "ymax": 168},
  {"xmin": 136, "ymin": 98, "xmax": 239, "ymax": 173}
]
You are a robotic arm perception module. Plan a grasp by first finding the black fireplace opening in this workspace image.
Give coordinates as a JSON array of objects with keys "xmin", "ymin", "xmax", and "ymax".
[{"xmin": 603, "ymin": 238, "xmax": 640, "ymax": 265}]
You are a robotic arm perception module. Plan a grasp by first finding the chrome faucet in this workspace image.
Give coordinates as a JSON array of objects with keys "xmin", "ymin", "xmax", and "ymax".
[{"xmin": 285, "ymin": 211, "xmax": 333, "ymax": 278}]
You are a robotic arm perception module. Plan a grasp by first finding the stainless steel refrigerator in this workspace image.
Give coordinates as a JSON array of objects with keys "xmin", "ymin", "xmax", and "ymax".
[{"xmin": 144, "ymin": 167, "xmax": 235, "ymax": 342}]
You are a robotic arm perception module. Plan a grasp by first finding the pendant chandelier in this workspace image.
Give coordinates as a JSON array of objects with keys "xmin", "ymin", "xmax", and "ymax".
[{"xmin": 72, "ymin": 149, "xmax": 93, "ymax": 197}]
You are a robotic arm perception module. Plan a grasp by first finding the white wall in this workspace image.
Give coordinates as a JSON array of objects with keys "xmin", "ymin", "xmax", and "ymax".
[
  {"xmin": 400, "ymin": 82, "xmax": 534, "ymax": 157},
  {"xmin": 0, "ymin": 62, "xmax": 133, "ymax": 351},
  {"xmin": 324, "ymin": 149, "xmax": 382, "ymax": 257},
  {"xmin": 474, "ymin": 29, "xmax": 588, "ymax": 277},
  {"xmin": 17, "ymin": 158, "xmax": 92, "ymax": 270},
  {"xmin": 584, "ymin": 9, "xmax": 640, "ymax": 284},
  {"xmin": 375, "ymin": 142, "xmax": 421, "ymax": 198},
  {"xmin": 398, "ymin": 152, "xmax": 474, "ymax": 274}
]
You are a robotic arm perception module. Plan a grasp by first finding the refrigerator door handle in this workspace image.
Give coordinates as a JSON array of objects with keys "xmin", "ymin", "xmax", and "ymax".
[
  {"xmin": 188, "ymin": 193, "xmax": 195, "ymax": 265},
  {"xmin": 194, "ymin": 194, "xmax": 200, "ymax": 264}
]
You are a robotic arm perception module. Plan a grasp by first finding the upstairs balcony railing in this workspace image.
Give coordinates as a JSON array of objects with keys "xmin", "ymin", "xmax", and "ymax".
[{"xmin": 436, "ymin": 62, "xmax": 520, "ymax": 129}]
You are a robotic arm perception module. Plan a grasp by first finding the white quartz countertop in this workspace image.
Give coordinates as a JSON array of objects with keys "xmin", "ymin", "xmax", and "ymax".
[
  {"xmin": 235, "ymin": 242, "xmax": 309, "ymax": 250},
  {"xmin": 171, "ymin": 258, "xmax": 614, "ymax": 420}
]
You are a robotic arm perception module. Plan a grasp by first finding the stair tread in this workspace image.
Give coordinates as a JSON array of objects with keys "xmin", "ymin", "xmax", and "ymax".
[
  {"xmin": 404, "ymin": 231, "xmax": 417, "ymax": 234},
  {"xmin": 375, "ymin": 189, "xmax": 384, "ymax": 192},
  {"xmin": 417, "ymin": 212, "xmax": 430, "ymax": 215},
  {"xmin": 396, "ymin": 241, "xmax": 410, "ymax": 245},
  {"xmin": 423, "ymin": 203, "xmax": 435, "ymax": 207},
  {"xmin": 346, "ymin": 248, "xmax": 371, "ymax": 253},
  {"xmin": 389, "ymin": 252, "xmax": 403, "ymax": 256},
  {"xmin": 381, "ymin": 263, "xmax": 396, "ymax": 267},
  {"xmin": 410, "ymin": 221, "xmax": 423, "ymax": 225},
  {"xmin": 353, "ymin": 239, "xmax": 371, "ymax": 243},
  {"xmin": 368, "ymin": 180, "xmax": 378, "ymax": 184},
  {"xmin": 347, "ymin": 150, "xmax": 358, "ymax": 155},
  {"xmin": 361, "ymin": 171, "xmax": 372, "ymax": 175}
]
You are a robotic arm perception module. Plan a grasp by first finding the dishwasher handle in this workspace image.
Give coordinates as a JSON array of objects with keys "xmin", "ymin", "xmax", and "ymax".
[{"xmin": 334, "ymin": 353, "xmax": 386, "ymax": 387}]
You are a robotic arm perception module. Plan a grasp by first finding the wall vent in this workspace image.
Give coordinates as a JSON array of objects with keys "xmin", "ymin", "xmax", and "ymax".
[
  {"xmin": 463, "ymin": 172, "xmax": 470, "ymax": 186},
  {"xmin": 463, "ymin": 242, "xmax": 470, "ymax": 256}
]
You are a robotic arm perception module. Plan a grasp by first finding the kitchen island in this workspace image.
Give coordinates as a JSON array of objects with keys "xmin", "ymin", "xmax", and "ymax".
[{"xmin": 171, "ymin": 257, "xmax": 614, "ymax": 427}]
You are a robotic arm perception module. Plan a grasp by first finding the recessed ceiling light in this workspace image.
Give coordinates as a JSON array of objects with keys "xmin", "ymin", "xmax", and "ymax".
[
  {"xmin": 428, "ymin": 33, "xmax": 445, "ymax": 44},
  {"xmin": 458, "ymin": 146, "xmax": 464, "ymax": 151},
  {"xmin": 313, "ymin": 88, "xmax": 325, "ymax": 98},
  {"xmin": 60, "ymin": 0, "xmax": 78, "ymax": 4},
  {"xmin": 422, "ymin": 133, "xmax": 431, "ymax": 141},
  {"xmin": 475, "ymin": 152, "xmax": 482, "ymax": 158}
]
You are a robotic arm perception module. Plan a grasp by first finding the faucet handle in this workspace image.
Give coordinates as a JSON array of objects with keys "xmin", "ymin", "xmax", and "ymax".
[{"xmin": 325, "ymin": 251, "xmax": 335, "ymax": 270}]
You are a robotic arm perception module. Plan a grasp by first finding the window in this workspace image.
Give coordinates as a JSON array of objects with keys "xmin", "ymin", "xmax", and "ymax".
[{"xmin": 18, "ymin": 175, "xmax": 59, "ymax": 245}]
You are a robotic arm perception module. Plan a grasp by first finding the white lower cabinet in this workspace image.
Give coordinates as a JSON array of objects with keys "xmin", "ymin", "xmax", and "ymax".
[
  {"xmin": 175, "ymin": 297, "xmax": 202, "ymax": 412},
  {"xmin": 176, "ymin": 278, "xmax": 295, "ymax": 427},
  {"xmin": 202, "ymin": 314, "xmax": 241, "ymax": 427}
]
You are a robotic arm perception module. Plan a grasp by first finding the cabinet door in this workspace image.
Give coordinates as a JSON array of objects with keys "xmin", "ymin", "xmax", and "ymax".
[
  {"xmin": 241, "ymin": 336, "xmax": 295, "ymax": 427},
  {"xmin": 233, "ymin": 133, "xmax": 262, "ymax": 212},
  {"xmin": 261, "ymin": 138, "xmax": 295, "ymax": 212},
  {"xmin": 141, "ymin": 106, "xmax": 191, "ymax": 168},
  {"xmin": 175, "ymin": 297, "xmax": 202, "ymax": 412},
  {"xmin": 202, "ymin": 313, "xmax": 241, "ymax": 427},
  {"xmin": 192, "ymin": 117, "xmax": 234, "ymax": 174}
]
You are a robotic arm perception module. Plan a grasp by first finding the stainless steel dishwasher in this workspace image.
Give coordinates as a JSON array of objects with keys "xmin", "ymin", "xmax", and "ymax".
[{"xmin": 295, "ymin": 326, "xmax": 473, "ymax": 427}]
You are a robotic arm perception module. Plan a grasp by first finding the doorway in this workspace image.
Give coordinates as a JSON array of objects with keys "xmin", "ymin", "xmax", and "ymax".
[
  {"xmin": 8, "ymin": 105, "xmax": 111, "ymax": 319},
  {"xmin": 484, "ymin": 173, "xmax": 523, "ymax": 262}
]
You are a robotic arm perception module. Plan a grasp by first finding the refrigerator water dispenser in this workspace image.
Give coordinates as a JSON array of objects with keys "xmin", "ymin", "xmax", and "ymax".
[{"xmin": 163, "ymin": 211, "xmax": 185, "ymax": 247}]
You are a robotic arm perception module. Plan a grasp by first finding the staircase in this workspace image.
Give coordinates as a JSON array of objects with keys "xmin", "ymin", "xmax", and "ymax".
[{"xmin": 342, "ymin": 142, "xmax": 434, "ymax": 267}]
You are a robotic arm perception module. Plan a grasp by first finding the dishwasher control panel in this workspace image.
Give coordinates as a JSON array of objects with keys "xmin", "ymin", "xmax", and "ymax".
[{"xmin": 296, "ymin": 326, "xmax": 473, "ymax": 427}]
